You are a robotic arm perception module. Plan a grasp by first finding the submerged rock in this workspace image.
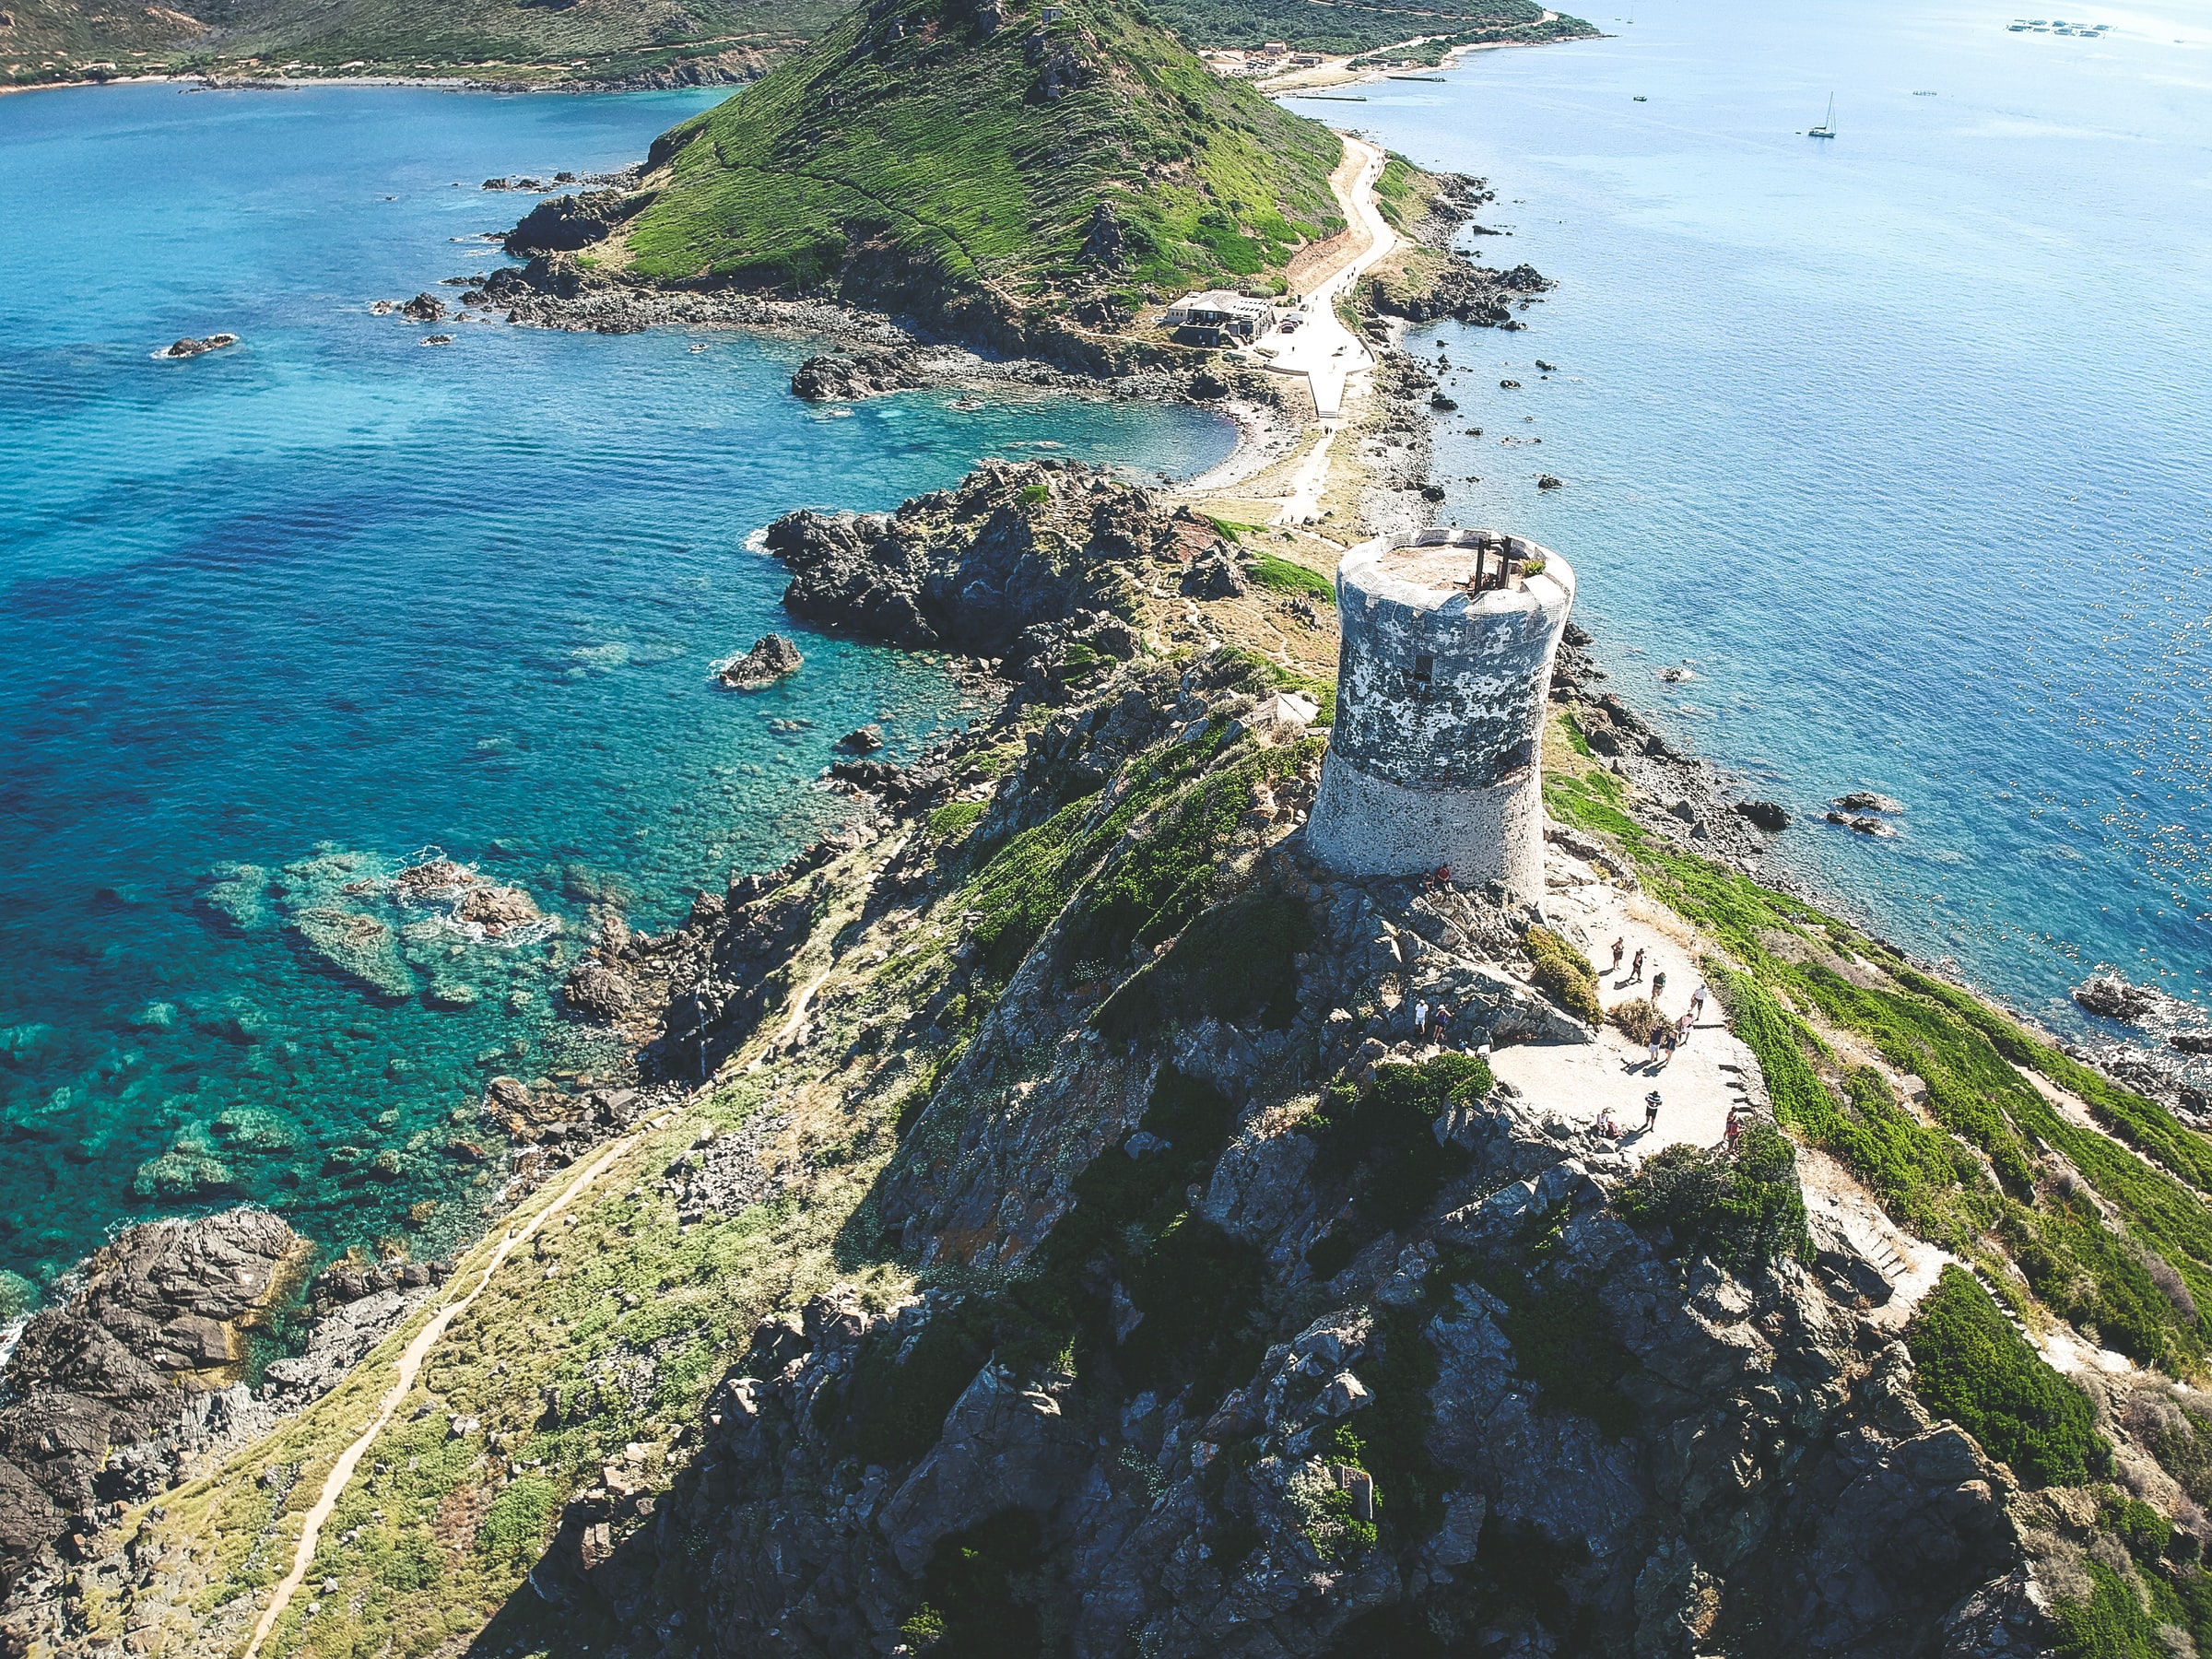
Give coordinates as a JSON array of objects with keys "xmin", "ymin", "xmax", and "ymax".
[
  {"xmin": 200, "ymin": 862, "xmax": 274, "ymax": 931},
  {"xmin": 290, "ymin": 904, "xmax": 415, "ymax": 1001},
  {"xmin": 835, "ymin": 723, "xmax": 886, "ymax": 754},
  {"xmin": 1834, "ymin": 789, "xmax": 1903, "ymax": 814}
]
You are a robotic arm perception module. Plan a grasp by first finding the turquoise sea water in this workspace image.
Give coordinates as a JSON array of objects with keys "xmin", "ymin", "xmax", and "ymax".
[
  {"xmin": 0, "ymin": 83, "xmax": 1234, "ymax": 1297},
  {"xmin": 1295, "ymin": 0, "xmax": 2212, "ymax": 1026}
]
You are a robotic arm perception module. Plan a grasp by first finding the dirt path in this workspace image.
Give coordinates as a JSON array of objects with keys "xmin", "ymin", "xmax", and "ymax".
[{"xmin": 240, "ymin": 1133, "xmax": 640, "ymax": 1659}]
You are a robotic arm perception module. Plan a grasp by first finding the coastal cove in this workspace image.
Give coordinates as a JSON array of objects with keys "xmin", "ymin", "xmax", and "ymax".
[
  {"xmin": 0, "ymin": 82, "xmax": 1237, "ymax": 1300},
  {"xmin": 1298, "ymin": 0, "xmax": 2212, "ymax": 1032}
]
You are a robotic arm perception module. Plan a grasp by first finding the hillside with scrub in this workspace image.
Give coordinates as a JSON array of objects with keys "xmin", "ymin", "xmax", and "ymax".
[
  {"xmin": 22, "ymin": 456, "xmax": 2212, "ymax": 1659},
  {"xmin": 569, "ymin": 0, "xmax": 1347, "ymax": 353}
]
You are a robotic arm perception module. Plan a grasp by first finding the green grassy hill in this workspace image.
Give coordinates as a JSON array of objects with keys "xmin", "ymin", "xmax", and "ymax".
[
  {"xmin": 2, "ymin": 0, "xmax": 847, "ymax": 88},
  {"xmin": 600, "ymin": 0, "xmax": 1346, "ymax": 344}
]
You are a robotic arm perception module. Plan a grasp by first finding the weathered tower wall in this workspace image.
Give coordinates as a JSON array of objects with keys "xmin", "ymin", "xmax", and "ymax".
[{"xmin": 1305, "ymin": 528, "xmax": 1576, "ymax": 893}]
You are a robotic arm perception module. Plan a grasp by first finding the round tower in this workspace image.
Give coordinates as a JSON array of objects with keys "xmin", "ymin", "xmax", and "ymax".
[{"xmin": 1305, "ymin": 528, "xmax": 1576, "ymax": 894}]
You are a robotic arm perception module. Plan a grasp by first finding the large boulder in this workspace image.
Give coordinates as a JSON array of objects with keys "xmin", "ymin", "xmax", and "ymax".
[{"xmin": 718, "ymin": 635, "xmax": 804, "ymax": 688}]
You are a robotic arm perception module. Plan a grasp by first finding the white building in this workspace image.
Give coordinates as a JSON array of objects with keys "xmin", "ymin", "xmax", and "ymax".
[{"xmin": 1159, "ymin": 289, "xmax": 1277, "ymax": 346}]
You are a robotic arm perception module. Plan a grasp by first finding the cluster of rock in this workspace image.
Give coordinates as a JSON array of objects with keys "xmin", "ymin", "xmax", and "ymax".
[
  {"xmin": 536, "ymin": 1018, "xmax": 2027, "ymax": 1658},
  {"xmin": 451, "ymin": 622, "xmax": 2050, "ymax": 1655},
  {"xmin": 505, "ymin": 187, "xmax": 647, "ymax": 256},
  {"xmin": 1548, "ymin": 628, "xmax": 1797, "ymax": 877},
  {"xmin": 787, "ymin": 346, "xmax": 934, "ymax": 401},
  {"xmin": 763, "ymin": 459, "xmax": 1206, "ymax": 679},
  {"xmin": 1826, "ymin": 790, "xmax": 1905, "ymax": 838},
  {"xmin": 2066, "ymin": 971, "xmax": 2212, "ymax": 1125}
]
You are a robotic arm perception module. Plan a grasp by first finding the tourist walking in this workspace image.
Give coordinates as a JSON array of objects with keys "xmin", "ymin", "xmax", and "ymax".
[
  {"xmin": 1689, "ymin": 980, "xmax": 1710, "ymax": 1020},
  {"xmin": 1675, "ymin": 1010, "xmax": 1695, "ymax": 1045},
  {"xmin": 1414, "ymin": 999, "xmax": 1430, "ymax": 1041},
  {"xmin": 1643, "ymin": 1090, "xmax": 1662, "ymax": 1132},
  {"xmin": 1646, "ymin": 1029, "xmax": 1664, "ymax": 1068},
  {"xmin": 1609, "ymin": 936, "xmax": 1625, "ymax": 975},
  {"xmin": 1724, "ymin": 1106, "xmax": 1743, "ymax": 1150},
  {"xmin": 1652, "ymin": 969, "xmax": 1667, "ymax": 1005},
  {"xmin": 1432, "ymin": 1004, "xmax": 1453, "ymax": 1046},
  {"xmin": 1630, "ymin": 947, "xmax": 1645, "ymax": 984},
  {"xmin": 1661, "ymin": 1028, "xmax": 1678, "ymax": 1067}
]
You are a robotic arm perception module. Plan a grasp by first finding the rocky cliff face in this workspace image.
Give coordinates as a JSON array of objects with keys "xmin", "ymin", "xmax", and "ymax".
[{"xmin": 0, "ymin": 1211, "xmax": 305, "ymax": 1594}]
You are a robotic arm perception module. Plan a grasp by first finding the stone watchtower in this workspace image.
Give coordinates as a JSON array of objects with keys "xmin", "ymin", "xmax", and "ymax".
[{"xmin": 1305, "ymin": 528, "xmax": 1576, "ymax": 894}]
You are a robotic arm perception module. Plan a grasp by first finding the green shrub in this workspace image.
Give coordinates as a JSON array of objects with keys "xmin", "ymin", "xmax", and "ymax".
[
  {"xmin": 1094, "ymin": 887, "xmax": 1312, "ymax": 1040},
  {"xmin": 1306, "ymin": 1053, "xmax": 1490, "ymax": 1235},
  {"xmin": 1018, "ymin": 483, "xmax": 1052, "ymax": 505},
  {"xmin": 1351, "ymin": 1308, "xmax": 1442, "ymax": 1546},
  {"xmin": 1249, "ymin": 553, "xmax": 1335, "ymax": 600},
  {"xmin": 1617, "ymin": 1124, "xmax": 1810, "ymax": 1268},
  {"xmin": 926, "ymin": 799, "xmax": 986, "ymax": 841},
  {"xmin": 2053, "ymin": 1560, "xmax": 2168, "ymax": 1659},
  {"xmin": 1486, "ymin": 1220, "xmax": 1645, "ymax": 1441},
  {"xmin": 839, "ymin": 1301, "xmax": 995, "ymax": 1467},
  {"xmin": 1524, "ymin": 926, "xmax": 1601, "ymax": 1024},
  {"xmin": 1120, "ymin": 1212, "xmax": 1269, "ymax": 1397},
  {"xmin": 1905, "ymin": 1265, "xmax": 2106, "ymax": 1488}
]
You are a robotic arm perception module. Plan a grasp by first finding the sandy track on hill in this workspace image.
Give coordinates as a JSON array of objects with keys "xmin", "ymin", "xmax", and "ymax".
[{"xmin": 240, "ymin": 1134, "xmax": 640, "ymax": 1659}]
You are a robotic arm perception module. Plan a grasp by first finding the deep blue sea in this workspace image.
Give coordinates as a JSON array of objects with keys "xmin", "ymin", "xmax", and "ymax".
[
  {"xmin": 0, "ymin": 83, "xmax": 1233, "ymax": 1303},
  {"xmin": 1294, "ymin": 0, "xmax": 2212, "ymax": 1025}
]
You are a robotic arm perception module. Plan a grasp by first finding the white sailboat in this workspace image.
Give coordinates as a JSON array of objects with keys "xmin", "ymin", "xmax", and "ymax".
[{"xmin": 1808, "ymin": 93, "xmax": 1838, "ymax": 138}]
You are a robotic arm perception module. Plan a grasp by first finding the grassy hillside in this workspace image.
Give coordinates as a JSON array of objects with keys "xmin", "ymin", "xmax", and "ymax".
[
  {"xmin": 611, "ymin": 0, "xmax": 1346, "ymax": 321},
  {"xmin": 2, "ymin": 0, "xmax": 847, "ymax": 88}
]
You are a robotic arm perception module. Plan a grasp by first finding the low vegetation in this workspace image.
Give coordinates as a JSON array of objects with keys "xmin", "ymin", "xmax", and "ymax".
[
  {"xmin": 1523, "ymin": 924, "xmax": 1600, "ymax": 1024},
  {"xmin": 1149, "ymin": 0, "xmax": 1590, "ymax": 55},
  {"xmin": 1905, "ymin": 1267, "xmax": 2105, "ymax": 1488},
  {"xmin": 1543, "ymin": 735, "xmax": 2212, "ymax": 1373},
  {"xmin": 1617, "ymin": 1124, "xmax": 1810, "ymax": 1270}
]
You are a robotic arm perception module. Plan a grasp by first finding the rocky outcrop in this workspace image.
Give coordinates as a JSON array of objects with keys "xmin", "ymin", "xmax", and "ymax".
[
  {"xmin": 504, "ymin": 188, "xmax": 646, "ymax": 256},
  {"xmin": 559, "ymin": 1067, "xmax": 2018, "ymax": 1659},
  {"xmin": 0, "ymin": 1211, "xmax": 305, "ymax": 1594},
  {"xmin": 715, "ymin": 634, "xmax": 804, "ymax": 687},
  {"xmin": 765, "ymin": 460, "xmax": 1203, "ymax": 668},
  {"xmin": 158, "ymin": 333, "xmax": 237, "ymax": 359},
  {"xmin": 789, "ymin": 346, "xmax": 928, "ymax": 401},
  {"xmin": 1369, "ymin": 257, "xmax": 1554, "ymax": 329}
]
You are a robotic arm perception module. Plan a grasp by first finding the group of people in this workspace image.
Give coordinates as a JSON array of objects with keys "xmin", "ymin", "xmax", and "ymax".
[
  {"xmin": 1593, "ymin": 1089, "xmax": 1667, "ymax": 1140},
  {"xmin": 1409, "ymin": 997, "xmax": 1458, "ymax": 1048}
]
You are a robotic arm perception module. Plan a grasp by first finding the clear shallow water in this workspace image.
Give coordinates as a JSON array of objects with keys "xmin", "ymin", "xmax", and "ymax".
[
  {"xmin": 1294, "ymin": 0, "xmax": 2212, "ymax": 1026},
  {"xmin": 0, "ymin": 83, "xmax": 1233, "ymax": 1298}
]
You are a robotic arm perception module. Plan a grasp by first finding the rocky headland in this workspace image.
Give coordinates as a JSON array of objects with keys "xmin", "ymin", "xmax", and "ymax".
[{"xmin": 18, "ymin": 440, "xmax": 2212, "ymax": 1659}]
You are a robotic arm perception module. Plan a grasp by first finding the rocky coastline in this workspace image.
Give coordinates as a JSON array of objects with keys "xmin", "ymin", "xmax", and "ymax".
[{"xmin": 11, "ymin": 111, "xmax": 2210, "ymax": 1659}]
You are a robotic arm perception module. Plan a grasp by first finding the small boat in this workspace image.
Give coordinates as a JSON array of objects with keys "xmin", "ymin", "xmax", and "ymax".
[
  {"xmin": 1632, "ymin": 93, "xmax": 1647, "ymax": 100},
  {"xmin": 1808, "ymin": 93, "xmax": 1837, "ymax": 138},
  {"xmin": 2008, "ymin": 21, "xmax": 2027, "ymax": 29}
]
